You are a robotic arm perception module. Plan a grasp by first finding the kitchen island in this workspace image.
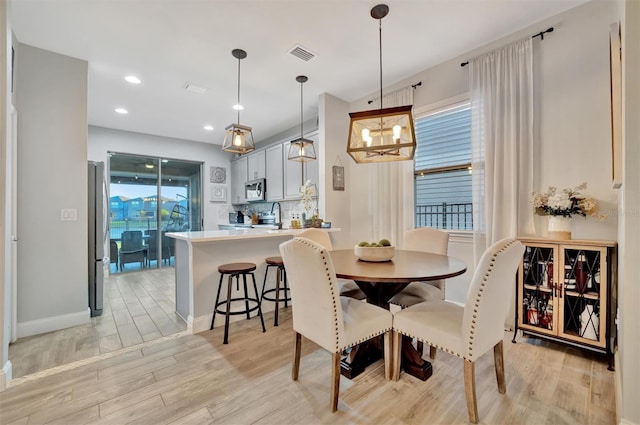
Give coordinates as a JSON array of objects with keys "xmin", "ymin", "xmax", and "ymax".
[{"xmin": 167, "ymin": 228, "xmax": 340, "ymax": 334}]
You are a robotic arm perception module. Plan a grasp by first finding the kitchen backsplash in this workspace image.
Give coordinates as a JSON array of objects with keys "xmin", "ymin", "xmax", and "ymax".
[{"xmin": 227, "ymin": 200, "xmax": 312, "ymax": 223}]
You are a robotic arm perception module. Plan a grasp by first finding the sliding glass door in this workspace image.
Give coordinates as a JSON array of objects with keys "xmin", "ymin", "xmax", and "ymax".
[{"xmin": 108, "ymin": 153, "xmax": 202, "ymax": 273}]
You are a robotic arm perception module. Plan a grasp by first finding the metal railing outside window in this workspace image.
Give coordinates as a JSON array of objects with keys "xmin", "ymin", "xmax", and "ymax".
[{"xmin": 415, "ymin": 202, "xmax": 473, "ymax": 230}]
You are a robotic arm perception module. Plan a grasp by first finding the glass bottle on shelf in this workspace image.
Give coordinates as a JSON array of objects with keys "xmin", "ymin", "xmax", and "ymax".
[{"xmin": 576, "ymin": 253, "xmax": 588, "ymax": 293}]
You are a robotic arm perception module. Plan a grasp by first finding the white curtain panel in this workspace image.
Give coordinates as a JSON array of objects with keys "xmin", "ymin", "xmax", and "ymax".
[
  {"xmin": 368, "ymin": 87, "xmax": 415, "ymax": 248},
  {"xmin": 469, "ymin": 38, "xmax": 535, "ymax": 265}
]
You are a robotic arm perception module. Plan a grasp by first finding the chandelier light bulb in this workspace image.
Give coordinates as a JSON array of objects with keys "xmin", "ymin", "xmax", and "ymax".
[
  {"xmin": 234, "ymin": 133, "xmax": 243, "ymax": 146},
  {"xmin": 393, "ymin": 125, "xmax": 402, "ymax": 141}
]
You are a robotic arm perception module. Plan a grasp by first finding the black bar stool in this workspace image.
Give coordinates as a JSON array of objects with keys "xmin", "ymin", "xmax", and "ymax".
[
  {"xmin": 210, "ymin": 262, "xmax": 266, "ymax": 344},
  {"xmin": 260, "ymin": 256, "xmax": 291, "ymax": 326}
]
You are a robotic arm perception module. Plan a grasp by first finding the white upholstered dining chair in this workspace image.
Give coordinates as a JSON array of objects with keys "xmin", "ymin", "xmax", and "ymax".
[
  {"xmin": 388, "ymin": 227, "xmax": 449, "ymax": 358},
  {"xmin": 391, "ymin": 238, "xmax": 524, "ymax": 424},
  {"xmin": 279, "ymin": 237, "xmax": 393, "ymax": 412},
  {"xmin": 296, "ymin": 228, "xmax": 365, "ymax": 300}
]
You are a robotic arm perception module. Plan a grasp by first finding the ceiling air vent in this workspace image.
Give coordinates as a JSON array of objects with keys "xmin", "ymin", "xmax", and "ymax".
[
  {"xmin": 184, "ymin": 82, "xmax": 207, "ymax": 94},
  {"xmin": 288, "ymin": 44, "xmax": 316, "ymax": 62}
]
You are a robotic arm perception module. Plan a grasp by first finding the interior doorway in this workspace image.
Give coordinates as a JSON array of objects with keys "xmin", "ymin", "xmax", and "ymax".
[{"xmin": 108, "ymin": 153, "xmax": 202, "ymax": 273}]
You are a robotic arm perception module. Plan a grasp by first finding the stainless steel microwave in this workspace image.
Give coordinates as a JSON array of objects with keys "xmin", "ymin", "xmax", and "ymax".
[{"xmin": 245, "ymin": 178, "xmax": 266, "ymax": 202}]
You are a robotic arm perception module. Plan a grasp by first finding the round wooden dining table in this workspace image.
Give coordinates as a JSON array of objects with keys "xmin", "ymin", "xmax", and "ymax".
[{"xmin": 330, "ymin": 249, "xmax": 467, "ymax": 381}]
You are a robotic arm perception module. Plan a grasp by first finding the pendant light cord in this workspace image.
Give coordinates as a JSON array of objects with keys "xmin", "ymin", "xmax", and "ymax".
[
  {"xmin": 237, "ymin": 56, "xmax": 241, "ymax": 124},
  {"xmin": 300, "ymin": 81, "xmax": 304, "ymax": 139},
  {"xmin": 378, "ymin": 17, "xmax": 383, "ymax": 109}
]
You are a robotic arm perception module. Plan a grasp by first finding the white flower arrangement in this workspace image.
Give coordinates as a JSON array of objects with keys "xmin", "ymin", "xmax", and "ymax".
[
  {"xmin": 530, "ymin": 182, "xmax": 605, "ymax": 219},
  {"xmin": 299, "ymin": 180, "xmax": 316, "ymax": 217}
]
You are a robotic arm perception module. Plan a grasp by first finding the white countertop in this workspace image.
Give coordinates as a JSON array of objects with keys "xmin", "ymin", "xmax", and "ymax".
[{"xmin": 166, "ymin": 227, "xmax": 340, "ymax": 243}]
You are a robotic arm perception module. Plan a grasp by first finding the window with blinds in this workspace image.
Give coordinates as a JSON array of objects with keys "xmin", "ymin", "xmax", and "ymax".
[{"xmin": 414, "ymin": 102, "xmax": 472, "ymax": 230}]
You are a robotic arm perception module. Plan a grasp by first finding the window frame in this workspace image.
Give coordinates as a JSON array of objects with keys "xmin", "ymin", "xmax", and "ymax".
[{"xmin": 413, "ymin": 95, "xmax": 473, "ymax": 232}]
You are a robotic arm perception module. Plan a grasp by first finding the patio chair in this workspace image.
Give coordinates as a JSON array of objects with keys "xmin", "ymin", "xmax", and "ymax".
[
  {"xmin": 119, "ymin": 230, "xmax": 146, "ymax": 270},
  {"xmin": 147, "ymin": 230, "xmax": 172, "ymax": 265}
]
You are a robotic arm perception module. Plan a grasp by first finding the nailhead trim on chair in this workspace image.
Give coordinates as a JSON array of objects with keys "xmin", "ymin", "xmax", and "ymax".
[
  {"xmin": 465, "ymin": 239, "xmax": 518, "ymax": 359},
  {"xmin": 295, "ymin": 237, "xmax": 392, "ymax": 354},
  {"xmin": 395, "ymin": 239, "xmax": 519, "ymax": 362}
]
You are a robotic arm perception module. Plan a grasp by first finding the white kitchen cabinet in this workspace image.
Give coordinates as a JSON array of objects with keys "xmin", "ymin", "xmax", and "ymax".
[
  {"xmin": 284, "ymin": 146, "xmax": 303, "ymax": 199},
  {"xmin": 247, "ymin": 150, "xmax": 266, "ymax": 181},
  {"xmin": 283, "ymin": 132, "xmax": 319, "ymax": 200},
  {"xmin": 266, "ymin": 144, "xmax": 284, "ymax": 201},
  {"xmin": 230, "ymin": 156, "xmax": 248, "ymax": 204}
]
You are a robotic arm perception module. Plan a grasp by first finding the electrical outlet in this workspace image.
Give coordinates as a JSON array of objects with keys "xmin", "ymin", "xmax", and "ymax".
[{"xmin": 61, "ymin": 208, "xmax": 77, "ymax": 221}]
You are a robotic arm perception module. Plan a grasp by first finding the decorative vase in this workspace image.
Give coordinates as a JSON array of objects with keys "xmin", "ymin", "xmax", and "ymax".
[
  {"xmin": 580, "ymin": 304, "xmax": 599, "ymax": 340},
  {"xmin": 548, "ymin": 216, "xmax": 572, "ymax": 240}
]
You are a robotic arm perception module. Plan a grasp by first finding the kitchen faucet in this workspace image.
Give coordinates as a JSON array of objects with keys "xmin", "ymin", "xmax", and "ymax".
[{"xmin": 270, "ymin": 202, "xmax": 281, "ymax": 229}]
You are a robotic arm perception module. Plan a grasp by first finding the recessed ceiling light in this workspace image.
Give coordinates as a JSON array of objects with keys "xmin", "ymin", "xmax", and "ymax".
[
  {"xmin": 115, "ymin": 108, "xmax": 128, "ymax": 114},
  {"xmin": 232, "ymin": 104, "xmax": 244, "ymax": 111},
  {"xmin": 124, "ymin": 75, "xmax": 141, "ymax": 84},
  {"xmin": 162, "ymin": 159, "xmax": 169, "ymax": 163},
  {"xmin": 145, "ymin": 163, "xmax": 154, "ymax": 169},
  {"xmin": 204, "ymin": 125, "xmax": 214, "ymax": 131}
]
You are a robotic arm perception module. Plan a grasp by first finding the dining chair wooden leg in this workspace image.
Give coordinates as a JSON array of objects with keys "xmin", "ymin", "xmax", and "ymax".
[
  {"xmin": 494, "ymin": 340, "xmax": 506, "ymax": 393},
  {"xmin": 330, "ymin": 352, "xmax": 341, "ymax": 412},
  {"xmin": 383, "ymin": 330, "xmax": 392, "ymax": 380},
  {"xmin": 292, "ymin": 331, "xmax": 302, "ymax": 381},
  {"xmin": 416, "ymin": 341, "xmax": 423, "ymax": 355},
  {"xmin": 392, "ymin": 331, "xmax": 402, "ymax": 381},
  {"xmin": 464, "ymin": 360, "xmax": 479, "ymax": 424}
]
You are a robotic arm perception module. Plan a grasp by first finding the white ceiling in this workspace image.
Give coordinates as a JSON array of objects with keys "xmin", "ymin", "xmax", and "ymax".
[{"xmin": 10, "ymin": 0, "xmax": 587, "ymax": 146}]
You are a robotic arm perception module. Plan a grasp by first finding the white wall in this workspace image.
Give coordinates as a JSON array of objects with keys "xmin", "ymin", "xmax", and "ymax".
[
  {"xmin": 1, "ymin": 0, "xmax": 11, "ymax": 390},
  {"xmin": 619, "ymin": 1, "xmax": 640, "ymax": 423},
  {"xmin": 318, "ymin": 93, "xmax": 352, "ymax": 250},
  {"xmin": 88, "ymin": 126, "xmax": 233, "ymax": 232},
  {"xmin": 14, "ymin": 44, "xmax": 89, "ymax": 337}
]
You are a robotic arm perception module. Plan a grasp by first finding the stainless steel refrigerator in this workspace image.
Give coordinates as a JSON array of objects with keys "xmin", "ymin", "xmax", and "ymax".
[{"xmin": 88, "ymin": 161, "xmax": 107, "ymax": 317}]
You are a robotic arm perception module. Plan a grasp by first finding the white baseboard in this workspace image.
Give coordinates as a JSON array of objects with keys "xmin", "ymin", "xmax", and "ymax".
[
  {"xmin": 615, "ymin": 350, "xmax": 622, "ymax": 425},
  {"xmin": 0, "ymin": 360, "xmax": 12, "ymax": 392},
  {"xmin": 17, "ymin": 308, "xmax": 90, "ymax": 338}
]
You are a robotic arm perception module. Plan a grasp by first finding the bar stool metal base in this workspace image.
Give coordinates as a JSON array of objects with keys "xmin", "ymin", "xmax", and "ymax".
[
  {"xmin": 261, "ymin": 257, "xmax": 291, "ymax": 326},
  {"xmin": 211, "ymin": 262, "xmax": 266, "ymax": 344}
]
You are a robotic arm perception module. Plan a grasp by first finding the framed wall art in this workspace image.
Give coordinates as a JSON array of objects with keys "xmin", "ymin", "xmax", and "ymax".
[
  {"xmin": 210, "ymin": 185, "xmax": 227, "ymax": 202},
  {"xmin": 210, "ymin": 166, "xmax": 227, "ymax": 184},
  {"xmin": 609, "ymin": 22, "xmax": 622, "ymax": 189},
  {"xmin": 332, "ymin": 165, "xmax": 345, "ymax": 191}
]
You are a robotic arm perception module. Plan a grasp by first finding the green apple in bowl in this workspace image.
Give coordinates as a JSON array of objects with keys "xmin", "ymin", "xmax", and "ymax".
[{"xmin": 353, "ymin": 240, "xmax": 395, "ymax": 262}]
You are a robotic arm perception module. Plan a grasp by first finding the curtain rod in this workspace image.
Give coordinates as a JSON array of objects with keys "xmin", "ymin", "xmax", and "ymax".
[
  {"xmin": 460, "ymin": 27, "xmax": 554, "ymax": 67},
  {"xmin": 367, "ymin": 81, "xmax": 422, "ymax": 105}
]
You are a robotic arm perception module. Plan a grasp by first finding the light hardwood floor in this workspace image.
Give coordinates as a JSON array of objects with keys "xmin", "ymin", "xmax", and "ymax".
[
  {"xmin": 1, "ymin": 306, "xmax": 615, "ymax": 425},
  {"xmin": 8, "ymin": 267, "xmax": 186, "ymax": 379}
]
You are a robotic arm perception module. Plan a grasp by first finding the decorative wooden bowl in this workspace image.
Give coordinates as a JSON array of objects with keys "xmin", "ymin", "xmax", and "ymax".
[{"xmin": 353, "ymin": 245, "xmax": 395, "ymax": 262}]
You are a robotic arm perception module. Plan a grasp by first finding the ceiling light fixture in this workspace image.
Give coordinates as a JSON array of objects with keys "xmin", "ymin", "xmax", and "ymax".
[
  {"xmin": 346, "ymin": 4, "xmax": 416, "ymax": 164},
  {"xmin": 145, "ymin": 163, "xmax": 154, "ymax": 169},
  {"xmin": 222, "ymin": 49, "xmax": 255, "ymax": 154},
  {"xmin": 124, "ymin": 75, "xmax": 141, "ymax": 84},
  {"xmin": 204, "ymin": 125, "xmax": 214, "ymax": 131},
  {"xmin": 288, "ymin": 75, "xmax": 316, "ymax": 167},
  {"xmin": 115, "ymin": 108, "xmax": 128, "ymax": 114}
]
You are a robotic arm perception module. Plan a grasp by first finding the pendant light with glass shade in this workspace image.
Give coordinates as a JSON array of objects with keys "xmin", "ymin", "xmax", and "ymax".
[
  {"xmin": 288, "ymin": 75, "xmax": 316, "ymax": 163},
  {"xmin": 222, "ymin": 49, "xmax": 255, "ymax": 154},
  {"xmin": 346, "ymin": 4, "xmax": 416, "ymax": 163}
]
